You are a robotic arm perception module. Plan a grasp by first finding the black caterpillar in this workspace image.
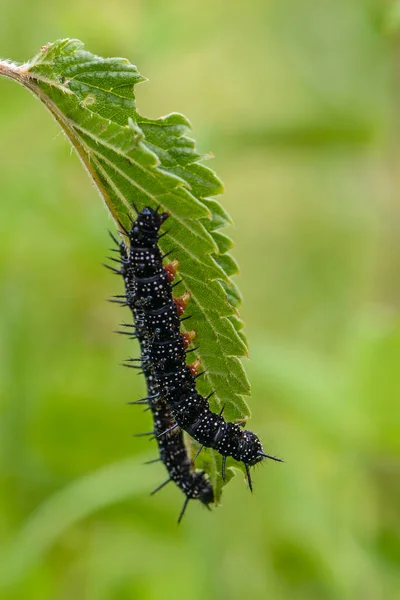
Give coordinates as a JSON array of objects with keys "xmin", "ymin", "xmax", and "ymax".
[
  {"xmin": 111, "ymin": 240, "xmax": 214, "ymax": 522},
  {"xmin": 112, "ymin": 206, "xmax": 281, "ymax": 494}
]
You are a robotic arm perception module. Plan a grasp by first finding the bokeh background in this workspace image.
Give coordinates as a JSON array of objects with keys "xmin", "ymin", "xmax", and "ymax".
[{"xmin": 1, "ymin": 1, "xmax": 400, "ymax": 598}]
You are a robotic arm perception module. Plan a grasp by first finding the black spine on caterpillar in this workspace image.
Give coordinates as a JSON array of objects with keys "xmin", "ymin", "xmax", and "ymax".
[
  {"xmin": 121, "ymin": 207, "xmax": 282, "ymax": 490},
  {"xmin": 116, "ymin": 234, "xmax": 214, "ymax": 521}
]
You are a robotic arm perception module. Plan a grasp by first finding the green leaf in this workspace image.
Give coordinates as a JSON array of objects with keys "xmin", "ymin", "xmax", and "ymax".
[
  {"xmin": 213, "ymin": 230, "xmax": 235, "ymax": 255},
  {"xmin": 215, "ymin": 253, "xmax": 240, "ymax": 277},
  {"xmin": 201, "ymin": 198, "xmax": 233, "ymax": 230},
  {"xmin": 0, "ymin": 39, "xmax": 250, "ymax": 497}
]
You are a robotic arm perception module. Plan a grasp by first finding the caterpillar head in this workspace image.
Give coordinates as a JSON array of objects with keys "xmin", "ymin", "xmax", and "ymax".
[
  {"xmin": 240, "ymin": 430, "xmax": 283, "ymax": 467},
  {"xmin": 239, "ymin": 430, "xmax": 264, "ymax": 466}
]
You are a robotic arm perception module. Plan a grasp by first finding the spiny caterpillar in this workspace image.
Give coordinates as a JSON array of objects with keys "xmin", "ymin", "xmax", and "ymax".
[
  {"xmin": 110, "ymin": 240, "xmax": 213, "ymax": 523},
  {"xmin": 109, "ymin": 206, "xmax": 281, "ymax": 499}
]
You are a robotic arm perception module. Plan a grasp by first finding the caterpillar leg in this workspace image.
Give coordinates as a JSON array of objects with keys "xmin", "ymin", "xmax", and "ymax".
[{"xmin": 174, "ymin": 291, "xmax": 191, "ymax": 315}]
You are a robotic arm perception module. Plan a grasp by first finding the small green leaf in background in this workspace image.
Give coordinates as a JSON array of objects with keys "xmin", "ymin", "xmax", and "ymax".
[{"xmin": 0, "ymin": 39, "xmax": 252, "ymax": 495}]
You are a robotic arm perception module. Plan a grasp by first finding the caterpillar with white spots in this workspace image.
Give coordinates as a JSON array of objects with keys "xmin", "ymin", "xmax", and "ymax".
[
  {"xmin": 110, "ymin": 206, "xmax": 282, "ymax": 495},
  {"xmin": 110, "ymin": 239, "xmax": 214, "ymax": 523}
]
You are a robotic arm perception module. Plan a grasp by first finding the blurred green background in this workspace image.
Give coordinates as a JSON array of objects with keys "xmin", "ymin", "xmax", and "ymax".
[{"xmin": 1, "ymin": 1, "xmax": 400, "ymax": 598}]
